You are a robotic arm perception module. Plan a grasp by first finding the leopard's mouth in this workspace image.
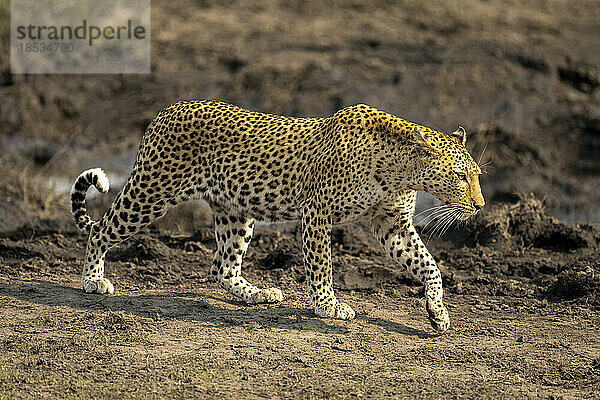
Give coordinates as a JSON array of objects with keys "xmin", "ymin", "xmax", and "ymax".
[
  {"xmin": 463, "ymin": 207, "xmax": 482, "ymax": 220},
  {"xmin": 453, "ymin": 204, "xmax": 480, "ymax": 221}
]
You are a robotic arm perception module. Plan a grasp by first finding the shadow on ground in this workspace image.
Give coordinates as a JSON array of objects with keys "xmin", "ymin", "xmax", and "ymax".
[{"xmin": 0, "ymin": 281, "xmax": 431, "ymax": 338}]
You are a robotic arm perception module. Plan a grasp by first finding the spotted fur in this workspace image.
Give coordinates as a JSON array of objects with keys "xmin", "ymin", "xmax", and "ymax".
[{"xmin": 70, "ymin": 100, "xmax": 484, "ymax": 332}]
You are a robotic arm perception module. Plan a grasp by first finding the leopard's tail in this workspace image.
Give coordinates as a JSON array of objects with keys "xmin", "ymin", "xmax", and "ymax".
[{"xmin": 70, "ymin": 168, "xmax": 110, "ymax": 235}]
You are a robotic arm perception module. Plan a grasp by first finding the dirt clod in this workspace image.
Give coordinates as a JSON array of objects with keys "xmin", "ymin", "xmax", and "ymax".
[
  {"xmin": 547, "ymin": 265, "xmax": 600, "ymax": 301},
  {"xmin": 467, "ymin": 195, "xmax": 594, "ymax": 251}
]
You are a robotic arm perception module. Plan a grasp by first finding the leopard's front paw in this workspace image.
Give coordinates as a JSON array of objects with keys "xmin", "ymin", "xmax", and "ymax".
[
  {"xmin": 315, "ymin": 301, "xmax": 355, "ymax": 320},
  {"xmin": 82, "ymin": 278, "xmax": 114, "ymax": 294},
  {"xmin": 426, "ymin": 300, "xmax": 450, "ymax": 333}
]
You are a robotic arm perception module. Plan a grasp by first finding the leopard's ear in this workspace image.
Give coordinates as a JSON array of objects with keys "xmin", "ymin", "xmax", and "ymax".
[
  {"xmin": 412, "ymin": 126, "xmax": 439, "ymax": 154},
  {"xmin": 450, "ymin": 126, "xmax": 467, "ymax": 146}
]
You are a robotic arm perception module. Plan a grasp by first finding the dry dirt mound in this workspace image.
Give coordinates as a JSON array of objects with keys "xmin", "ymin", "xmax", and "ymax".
[
  {"xmin": 439, "ymin": 196, "xmax": 600, "ymax": 307},
  {"xmin": 467, "ymin": 195, "xmax": 595, "ymax": 251}
]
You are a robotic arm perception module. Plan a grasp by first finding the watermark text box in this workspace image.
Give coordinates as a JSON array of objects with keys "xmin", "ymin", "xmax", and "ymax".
[{"xmin": 11, "ymin": 0, "xmax": 150, "ymax": 74}]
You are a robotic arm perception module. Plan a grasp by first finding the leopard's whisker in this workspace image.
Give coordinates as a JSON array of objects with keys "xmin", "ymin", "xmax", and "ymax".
[
  {"xmin": 421, "ymin": 203, "xmax": 462, "ymax": 230},
  {"xmin": 426, "ymin": 218, "xmax": 446, "ymax": 242},
  {"xmin": 431, "ymin": 211, "xmax": 456, "ymax": 239},
  {"xmin": 439, "ymin": 210, "xmax": 460, "ymax": 237},
  {"xmin": 423, "ymin": 216, "xmax": 449, "ymax": 242},
  {"xmin": 478, "ymin": 142, "xmax": 488, "ymax": 166},
  {"xmin": 417, "ymin": 206, "xmax": 454, "ymax": 229},
  {"xmin": 425, "ymin": 209, "xmax": 456, "ymax": 242},
  {"xmin": 422, "ymin": 208, "xmax": 455, "ymax": 233},
  {"xmin": 413, "ymin": 204, "xmax": 452, "ymax": 220},
  {"xmin": 437, "ymin": 207, "xmax": 461, "ymax": 235},
  {"xmin": 480, "ymin": 159, "xmax": 493, "ymax": 168},
  {"xmin": 418, "ymin": 208, "xmax": 456, "ymax": 225},
  {"xmin": 480, "ymin": 158, "xmax": 494, "ymax": 174}
]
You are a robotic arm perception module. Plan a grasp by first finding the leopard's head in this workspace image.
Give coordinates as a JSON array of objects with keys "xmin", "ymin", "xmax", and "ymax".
[{"xmin": 408, "ymin": 126, "xmax": 484, "ymax": 220}]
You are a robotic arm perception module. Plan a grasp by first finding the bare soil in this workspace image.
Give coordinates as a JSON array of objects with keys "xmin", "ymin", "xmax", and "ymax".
[
  {"xmin": 0, "ymin": 188, "xmax": 599, "ymax": 399},
  {"xmin": 1, "ymin": 0, "xmax": 600, "ymax": 398}
]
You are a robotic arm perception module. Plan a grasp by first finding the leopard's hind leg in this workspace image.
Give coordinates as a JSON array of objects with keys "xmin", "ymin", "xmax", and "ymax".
[
  {"xmin": 81, "ymin": 175, "xmax": 174, "ymax": 294},
  {"xmin": 210, "ymin": 212, "xmax": 283, "ymax": 304}
]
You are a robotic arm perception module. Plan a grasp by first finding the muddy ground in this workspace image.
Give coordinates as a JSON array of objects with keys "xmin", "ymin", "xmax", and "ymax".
[{"xmin": 1, "ymin": 0, "xmax": 600, "ymax": 398}]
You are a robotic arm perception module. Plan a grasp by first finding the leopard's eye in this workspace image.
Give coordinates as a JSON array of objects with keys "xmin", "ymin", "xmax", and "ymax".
[{"xmin": 456, "ymin": 172, "xmax": 468, "ymax": 182}]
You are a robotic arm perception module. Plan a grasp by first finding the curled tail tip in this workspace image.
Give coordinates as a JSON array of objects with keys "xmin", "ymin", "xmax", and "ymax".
[
  {"xmin": 87, "ymin": 168, "xmax": 110, "ymax": 193},
  {"xmin": 76, "ymin": 168, "xmax": 110, "ymax": 193},
  {"xmin": 71, "ymin": 168, "xmax": 110, "ymax": 234}
]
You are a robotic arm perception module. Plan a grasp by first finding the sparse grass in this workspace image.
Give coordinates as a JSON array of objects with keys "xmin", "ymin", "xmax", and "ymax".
[
  {"xmin": 17, "ymin": 168, "xmax": 66, "ymax": 218},
  {"xmin": 0, "ymin": 364, "xmax": 156, "ymax": 400},
  {"xmin": 0, "ymin": 161, "xmax": 67, "ymax": 220}
]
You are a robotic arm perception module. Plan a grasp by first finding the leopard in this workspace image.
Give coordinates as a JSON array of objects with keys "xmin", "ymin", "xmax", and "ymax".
[{"xmin": 70, "ymin": 99, "xmax": 484, "ymax": 332}]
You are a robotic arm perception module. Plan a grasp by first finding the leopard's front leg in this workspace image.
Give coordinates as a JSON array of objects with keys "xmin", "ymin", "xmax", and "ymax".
[
  {"xmin": 370, "ymin": 215, "xmax": 450, "ymax": 332},
  {"xmin": 302, "ymin": 205, "xmax": 355, "ymax": 320}
]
